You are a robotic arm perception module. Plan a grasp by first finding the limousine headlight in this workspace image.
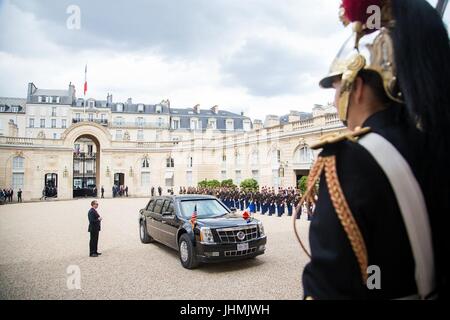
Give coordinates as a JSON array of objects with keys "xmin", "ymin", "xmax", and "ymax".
[
  {"xmin": 258, "ymin": 221, "xmax": 265, "ymax": 237},
  {"xmin": 200, "ymin": 227, "xmax": 215, "ymax": 244}
]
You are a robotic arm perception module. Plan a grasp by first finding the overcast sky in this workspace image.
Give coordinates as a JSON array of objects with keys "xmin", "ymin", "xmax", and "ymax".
[{"xmin": 0, "ymin": 0, "xmax": 448, "ymax": 120}]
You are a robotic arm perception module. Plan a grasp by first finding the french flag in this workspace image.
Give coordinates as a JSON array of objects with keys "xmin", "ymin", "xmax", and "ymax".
[{"xmin": 84, "ymin": 64, "xmax": 88, "ymax": 96}]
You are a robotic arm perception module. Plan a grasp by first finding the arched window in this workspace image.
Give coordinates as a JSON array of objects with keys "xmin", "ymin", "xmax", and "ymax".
[
  {"xmin": 297, "ymin": 146, "xmax": 313, "ymax": 163},
  {"xmin": 142, "ymin": 158, "xmax": 150, "ymax": 168}
]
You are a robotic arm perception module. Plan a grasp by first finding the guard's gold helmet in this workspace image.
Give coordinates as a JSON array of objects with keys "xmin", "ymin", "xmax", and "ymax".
[{"xmin": 320, "ymin": 0, "xmax": 403, "ymax": 122}]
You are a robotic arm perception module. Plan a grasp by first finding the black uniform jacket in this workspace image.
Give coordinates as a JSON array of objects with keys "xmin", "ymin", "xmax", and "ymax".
[
  {"xmin": 88, "ymin": 208, "xmax": 101, "ymax": 232},
  {"xmin": 302, "ymin": 106, "xmax": 434, "ymax": 299}
]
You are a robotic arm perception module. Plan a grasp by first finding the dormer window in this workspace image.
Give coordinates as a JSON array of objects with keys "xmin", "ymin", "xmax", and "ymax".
[
  {"xmin": 89, "ymin": 100, "xmax": 95, "ymax": 108},
  {"xmin": 11, "ymin": 106, "xmax": 19, "ymax": 113},
  {"xmin": 38, "ymin": 96, "xmax": 43, "ymax": 103},
  {"xmin": 45, "ymin": 96, "xmax": 51, "ymax": 103},
  {"xmin": 56, "ymin": 97, "xmax": 60, "ymax": 104},
  {"xmin": 138, "ymin": 104, "xmax": 144, "ymax": 112},
  {"xmin": 208, "ymin": 118, "xmax": 217, "ymax": 129},
  {"xmin": 0, "ymin": 106, "xmax": 5, "ymax": 112},
  {"xmin": 243, "ymin": 120, "xmax": 251, "ymax": 131},
  {"xmin": 155, "ymin": 105, "xmax": 162, "ymax": 114},
  {"xmin": 117, "ymin": 103, "xmax": 124, "ymax": 112},
  {"xmin": 226, "ymin": 119, "xmax": 234, "ymax": 131}
]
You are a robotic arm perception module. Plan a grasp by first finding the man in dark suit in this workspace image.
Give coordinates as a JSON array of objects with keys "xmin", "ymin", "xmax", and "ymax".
[{"xmin": 88, "ymin": 200, "xmax": 102, "ymax": 257}]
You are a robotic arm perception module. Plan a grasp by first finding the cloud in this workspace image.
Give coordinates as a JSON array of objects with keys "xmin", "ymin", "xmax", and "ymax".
[{"xmin": 0, "ymin": 0, "xmax": 345, "ymax": 121}]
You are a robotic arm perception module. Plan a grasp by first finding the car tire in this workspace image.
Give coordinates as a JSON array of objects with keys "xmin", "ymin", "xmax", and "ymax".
[
  {"xmin": 139, "ymin": 220, "xmax": 154, "ymax": 243},
  {"xmin": 178, "ymin": 234, "xmax": 199, "ymax": 269}
]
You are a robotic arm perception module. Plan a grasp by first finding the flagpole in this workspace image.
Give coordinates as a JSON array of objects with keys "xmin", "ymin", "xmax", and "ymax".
[{"xmin": 83, "ymin": 64, "xmax": 87, "ymax": 120}]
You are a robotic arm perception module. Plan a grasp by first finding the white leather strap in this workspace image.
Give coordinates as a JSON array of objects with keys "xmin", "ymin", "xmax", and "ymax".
[{"xmin": 358, "ymin": 133, "xmax": 435, "ymax": 299}]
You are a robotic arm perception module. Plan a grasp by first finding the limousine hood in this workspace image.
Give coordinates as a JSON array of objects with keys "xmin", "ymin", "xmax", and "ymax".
[{"xmin": 194, "ymin": 214, "xmax": 259, "ymax": 229}]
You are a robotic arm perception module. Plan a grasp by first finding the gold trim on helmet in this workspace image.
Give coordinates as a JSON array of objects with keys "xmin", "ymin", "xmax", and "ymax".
[{"xmin": 320, "ymin": 27, "xmax": 403, "ymax": 121}]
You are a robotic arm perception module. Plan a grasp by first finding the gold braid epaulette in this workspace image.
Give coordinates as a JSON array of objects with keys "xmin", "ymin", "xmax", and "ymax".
[
  {"xmin": 311, "ymin": 126, "xmax": 371, "ymax": 150},
  {"xmin": 323, "ymin": 156, "xmax": 368, "ymax": 284},
  {"xmin": 293, "ymin": 155, "xmax": 369, "ymax": 284}
]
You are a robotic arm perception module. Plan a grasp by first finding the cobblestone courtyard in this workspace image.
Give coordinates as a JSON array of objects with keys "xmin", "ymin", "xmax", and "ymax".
[{"xmin": 0, "ymin": 198, "xmax": 310, "ymax": 300}]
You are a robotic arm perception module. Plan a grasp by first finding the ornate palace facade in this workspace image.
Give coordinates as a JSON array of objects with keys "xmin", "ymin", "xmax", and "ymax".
[{"xmin": 0, "ymin": 82, "xmax": 345, "ymax": 201}]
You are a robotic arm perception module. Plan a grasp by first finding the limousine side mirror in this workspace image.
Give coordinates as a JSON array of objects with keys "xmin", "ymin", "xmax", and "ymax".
[{"xmin": 230, "ymin": 207, "xmax": 237, "ymax": 212}]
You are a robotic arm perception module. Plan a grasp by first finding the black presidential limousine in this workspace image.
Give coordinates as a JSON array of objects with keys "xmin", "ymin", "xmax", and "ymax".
[{"xmin": 138, "ymin": 195, "xmax": 267, "ymax": 269}]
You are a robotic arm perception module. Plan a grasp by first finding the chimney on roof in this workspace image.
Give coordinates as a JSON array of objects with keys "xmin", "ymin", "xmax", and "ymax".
[
  {"xmin": 127, "ymin": 98, "xmax": 132, "ymax": 106},
  {"xmin": 193, "ymin": 104, "xmax": 200, "ymax": 114},
  {"xmin": 107, "ymin": 93, "xmax": 113, "ymax": 105},
  {"xmin": 211, "ymin": 105, "xmax": 219, "ymax": 114},
  {"xmin": 241, "ymin": 111, "xmax": 244, "ymax": 116}
]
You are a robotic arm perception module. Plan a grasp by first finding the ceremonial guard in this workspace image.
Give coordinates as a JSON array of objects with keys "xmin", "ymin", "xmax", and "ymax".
[{"xmin": 295, "ymin": 0, "xmax": 449, "ymax": 299}]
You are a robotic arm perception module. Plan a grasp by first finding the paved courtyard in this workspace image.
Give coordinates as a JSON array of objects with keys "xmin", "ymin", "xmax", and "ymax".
[{"xmin": 0, "ymin": 198, "xmax": 311, "ymax": 300}]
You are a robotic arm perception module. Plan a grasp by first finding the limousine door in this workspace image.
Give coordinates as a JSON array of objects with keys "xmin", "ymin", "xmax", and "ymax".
[{"xmin": 159, "ymin": 200, "xmax": 179, "ymax": 249}]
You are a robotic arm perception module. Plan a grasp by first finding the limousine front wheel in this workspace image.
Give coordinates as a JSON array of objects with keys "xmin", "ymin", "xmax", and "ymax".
[
  {"xmin": 179, "ymin": 234, "xmax": 199, "ymax": 269},
  {"xmin": 139, "ymin": 220, "xmax": 154, "ymax": 244}
]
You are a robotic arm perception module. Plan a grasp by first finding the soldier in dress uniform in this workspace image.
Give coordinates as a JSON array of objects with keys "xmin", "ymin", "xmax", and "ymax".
[
  {"xmin": 295, "ymin": 0, "xmax": 449, "ymax": 299},
  {"xmin": 287, "ymin": 196, "xmax": 293, "ymax": 217}
]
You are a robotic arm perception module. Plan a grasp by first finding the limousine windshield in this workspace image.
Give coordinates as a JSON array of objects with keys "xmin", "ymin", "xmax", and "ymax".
[{"xmin": 179, "ymin": 199, "xmax": 229, "ymax": 219}]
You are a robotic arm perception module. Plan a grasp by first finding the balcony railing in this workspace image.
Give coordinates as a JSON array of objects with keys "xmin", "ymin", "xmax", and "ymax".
[
  {"xmin": 72, "ymin": 118, "xmax": 108, "ymax": 126},
  {"xmin": 111, "ymin": 121, "xmax": 170, "ymax": 129},
  {"xmin": 73, "ymin": 152, "xmax": 97, "ymax": 160}
]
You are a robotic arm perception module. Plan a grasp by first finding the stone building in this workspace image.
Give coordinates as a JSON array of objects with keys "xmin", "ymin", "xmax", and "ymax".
[{"xmin": 0, "ymin": 82, "xmax": 345, "ymax": 201}]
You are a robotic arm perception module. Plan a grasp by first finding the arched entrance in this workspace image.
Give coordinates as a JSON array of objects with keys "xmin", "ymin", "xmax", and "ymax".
[
  {"xmin": 44, "ymin": 173, "xmax": 58, "ymax": 198},
  {"xmin": 73, "ymin": 135, "xmax": 100, "ymax": 198}
]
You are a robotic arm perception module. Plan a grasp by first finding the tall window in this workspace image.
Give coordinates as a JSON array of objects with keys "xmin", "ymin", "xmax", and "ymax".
[
  {"xmin": 12, "ymin": 156, "xmax": 25, "ymax": 190},
  {"xmin": 88, "ymin": 113, "xmax": 94, "ymax": 122},
  {"xmin": 52, "ymin": 107, "xmax": 57, "ymax": 117},
  {"xmin": 141, "ymin": 172, "xmax": 151, "ymax": 187},
  {"xmin": 252, "ymin": 170, "xmax": 259, "ymax": 182},
  {"xmin": 75, "ymin": 113, "xmax": 81, "ymax": 121},
  {"xmin": 142, "ymin": 158, "xmax": 150, "ymax": 168},
  {"xmin": 13, "ymin": 156, "xmax": 24, "ymax": 170},
  {"xmin": 29, "ymin": 118, "xmax": 35, "ymax": 128},
  {"xmin": 137, "ymin": 130, "xmax": 144, "ymax": 140},
  {"xmin": 186, "ymin": 171, "xmax": 193, "ymax": 186},
  {"xmin": 235, "ymin": 170, "xmax": 242, "ymax": 184},
  {"xmin": 115, "ymin": 117, "xmax": 124, "ymax": 126},
  {"xmin": 166, "ymin": 157, "xmax": 174, "ymax": 168},
  {"xmin": 137, "ymin": 117, "xmax": 144, "ymax": 127},
  {"xmin": 62, "ymin": 119, "xmax": 67, "ymax": 129},
  {"xmin": 40, "ymin": 119, "xmax": 45, "ymax": 128},
  {"xmin": 298, "ymin": 146, "xmax": 313, "ymax": 163},
  {"xmin": 116, "ymin": 130, "xmax": 123, "ymax": 140},
  {"xmin": 187, "ymin": 156, "xmax": 193, "ymax": 168},
  {"xmin": 51, "ymin": 119, "xmax": 56, "ymax": 128},
  {"xmin": 172, "ymin": 119, "xmax": 180, "ymax": 129}
]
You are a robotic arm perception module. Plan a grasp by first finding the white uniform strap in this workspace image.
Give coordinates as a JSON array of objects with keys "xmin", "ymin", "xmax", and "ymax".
[{"xmin": 358, "ymin": 132, "xmax": 435, "ymax": 299}]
